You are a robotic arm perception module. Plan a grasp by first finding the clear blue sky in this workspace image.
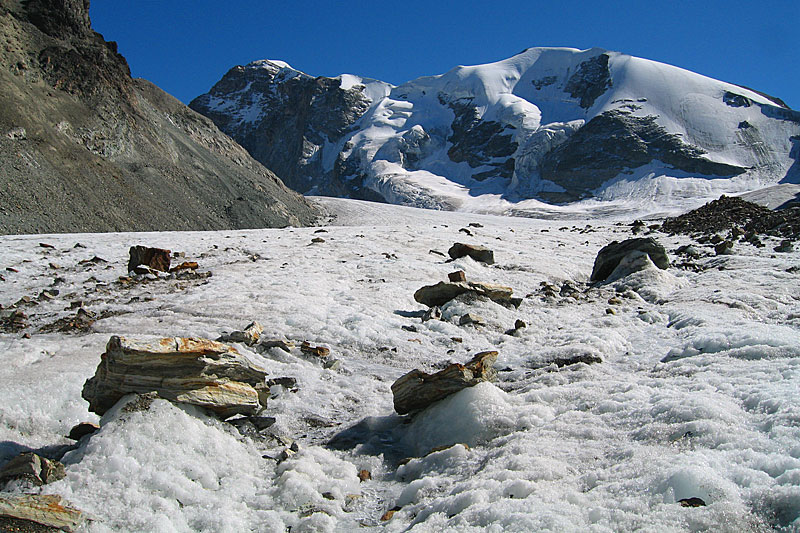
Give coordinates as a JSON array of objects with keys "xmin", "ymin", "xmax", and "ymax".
[{"xmin": 90, "ymin": 1, "xmax": 798, "ymax": 109}]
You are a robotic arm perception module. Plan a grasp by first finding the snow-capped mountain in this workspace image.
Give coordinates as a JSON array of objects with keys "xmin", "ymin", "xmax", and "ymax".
[{"xmin": 190, "ymin": 47, "xmax": 800, "ymax": 212}]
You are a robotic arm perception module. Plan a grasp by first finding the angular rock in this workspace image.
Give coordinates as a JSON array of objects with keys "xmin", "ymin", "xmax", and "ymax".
[
  {"xmin": 82, "ymin": 336, "xmax": 269, "ymax": 419},
  {"xmin": 300, "ymin": 342, "xmax": 330, "ymax": 358},
  {"xmin": 414, "ymin": 281, "xmax": 513, "ymax": 307},
  {"xmin": 127, "ymin": 246, "xmax": 171, "ymax": 273},
  {"xmin": 448, "ymin": 243, "xmax": 495, "ymax": 265},
  {"xmin": 218, "ymin": 321, "xmax": 263, "ymax": 346},
  {"xmin": 0, "ymin": 494, "xmax": 85, "ymax": 533},
  {"xmin": 448, "ymin": 270, "xmax": 467, "ymax": 282},
  {"xmin": 590, "ymin": 238, "xmax": 669, "ymax": 282},
  {"xmin": 391, "ymin": 351, "xmax": 498, "ymax": 415},
  {"xmin": 0, "ymin": 453, "xmax": 65, "ymax": 488},
  {"xmin": 459, "ymin": 313, "xmax": 484, "ymax": 326},
  {"xmin": 421, "ymin": 306, "xmax": 442, "ymax": 322},
  {"xmin": 169, "ymin": 261, "xmax": 199, "ymax": 272}
]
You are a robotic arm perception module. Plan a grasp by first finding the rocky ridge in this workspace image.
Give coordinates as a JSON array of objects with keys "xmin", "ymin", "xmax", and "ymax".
[{"xmin": 0, "ymin": 0, "xmax": 318, "ymax": 234}]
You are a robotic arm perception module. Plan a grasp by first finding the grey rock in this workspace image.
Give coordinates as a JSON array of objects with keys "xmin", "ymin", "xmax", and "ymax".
[
  {"xmin": 715, "ymin": 240, "xmax": 734, "ymax": 255},
  {"xmin": 391, "ymin": 351, "xmax": 498, "ymax": 415},
  {"xmin": 459, "ymin": 313, "xmax": 484, "ymax": 326},
  {"xmin": 82, "ymin": 336, "xmax": 269, "ymax": 419},
  {"xmin": 421, "ymin": 306, "xmax": 442, "ymax": 322},
  {"xmin": 590, "ymin": 238, "xmax": 669, "ymax": 282},
  {"xmin": 414, "ymin": 281, "xmax": 513, "ymax": 307},
  {"xmin": 218, "ymin": 321, "xmax": 263, "ymax": 346},
  {"xmin": 448, "ymin": 243, "xmax": 495, "ymax": 264}
]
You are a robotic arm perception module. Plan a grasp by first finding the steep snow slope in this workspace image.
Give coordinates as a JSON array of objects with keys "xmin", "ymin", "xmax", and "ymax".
[
  {"xmin": 1, "ymin": 198, "xmax": 799, "ymax": 531},
  {"xmin": 191, "ymin": 48, "xmax": 800, "ymax": 214}
]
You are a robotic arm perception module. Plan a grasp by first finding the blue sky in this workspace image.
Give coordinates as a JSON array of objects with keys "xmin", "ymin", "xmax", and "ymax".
[{"xmin": 90, "ymin": 1, "xmax": 798, "ymax": 109}]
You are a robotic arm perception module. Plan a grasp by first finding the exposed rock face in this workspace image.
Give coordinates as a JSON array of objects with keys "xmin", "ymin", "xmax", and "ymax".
[
  {"xmin": 540, "ymin": 111, "xmax": 746, "ymax": 198},
  {"xmin": 190, "ymin": 47, "xmax": 798, "ymax": 209},
  {"xmin": 414, "ymin": 281, "xmax": 514, "ymax": 307},
  {"xmin": 391, "ymin": 351, "xmax": 498, "ymax": 415},
  {"xmin": 444, "ymin": 97, "xmax": 517, "ymax": 181},
  {"xmin": 590, "ymin": 238, "xmax": 669, "ymax": 282},
  {"xmin": 189, "ymin": 60, "xmax": 383, "ymax": 199},
  {"xmin": 0, "ymin": 494, "xmax": 84, "ymax": 532},
  {"xmin": 82, "ymin": 336, "xmax": 270, "ymax": 418},
  {"xmin": 0, "ymin": 0, "xmax": 317, "ymax": 234},
  {"xmin": 563, "ymin": 53, "xmax": 612, "ymax": 109}
]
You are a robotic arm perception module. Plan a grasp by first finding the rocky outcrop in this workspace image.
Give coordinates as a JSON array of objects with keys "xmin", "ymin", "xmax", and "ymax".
[
  {"xmin": 590, "ymin": 238, "xmax": 669, "ymax": 282},
  {"xmin": 0, "ymin": 494, "xmax": 85, "ymax": 532},
  {"xmin": 391, "ymin": 351, "xmax": 498, "ymax": 415},
  {"xmin": 189, "ymin": 60, "xmax": 380, "ymax": 197},
  {"xmin": 540, "ymin": 111, "xmax": 746, "ymax": 198},
  {"xmin": 563, "ymin": 53, "xmax": 612, "ymax": 109},
  {"xmin": 82, "ymin": 336, "xmax": 270, "ymax": 419},
  {"xmin": 0, "ymin": 1, "xmax": 317, "ymax": 234}
]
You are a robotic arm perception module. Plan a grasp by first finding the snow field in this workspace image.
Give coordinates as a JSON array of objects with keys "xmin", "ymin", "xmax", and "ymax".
[{"xmin": 0, "ymin": 197, "xmax": 798, "ymax": 531}]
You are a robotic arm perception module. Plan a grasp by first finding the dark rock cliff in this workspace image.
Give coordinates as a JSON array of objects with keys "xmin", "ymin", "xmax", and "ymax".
[{"xmin": 0, "ymin": 0, "xmax": 317, "ymax": 234}]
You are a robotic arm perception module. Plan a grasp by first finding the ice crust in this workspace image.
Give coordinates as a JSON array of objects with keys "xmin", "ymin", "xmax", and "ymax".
[{"xmin": 0, "ymin": 197, "xmax": 798, "ymax": 531}]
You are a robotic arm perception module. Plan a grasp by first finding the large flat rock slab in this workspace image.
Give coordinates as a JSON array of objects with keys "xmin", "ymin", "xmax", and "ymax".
[{"xmin": 82, "ymin": 336, "xmax": 269, "ymax": 419}]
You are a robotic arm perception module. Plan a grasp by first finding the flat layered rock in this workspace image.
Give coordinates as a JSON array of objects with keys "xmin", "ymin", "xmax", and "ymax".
[
  {"xmin": 391, "ymin": 351, "xmax": 498, "ymax": 415},
  {"xmin": 414, "ymin": 281, "xmax": 513, "ymax": 307},
  {"xmin": 82, "ymin": 336, "xmax": 269, "ymax": 419},
  {"xmin": 0, "ymin": 494, "xmax": 85, "ymax": 533}
]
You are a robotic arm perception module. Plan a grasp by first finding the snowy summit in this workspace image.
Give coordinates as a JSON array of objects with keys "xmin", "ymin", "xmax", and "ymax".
[{"xmin": 191, "ymin": 47, "xmax": 800, "ymax": 215}]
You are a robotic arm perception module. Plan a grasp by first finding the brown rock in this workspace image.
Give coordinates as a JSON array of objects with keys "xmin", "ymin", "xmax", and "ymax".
[
  {"xmin": 0, "ymin": 453, "xmax": 65, "ymax": 488},
  {"xmin": 391, "ymin": 351, "xmax": 498, "ymax": 415},
  {"xmin": 0, "ymin": 494, "xmax": 84, "ymax": 533},
  {"xmin": 448, "ymin": 243, "xmax": 494, "ymax": 264},
  {"xmin": 448, "ymin": 270, "xmax": 467, "ymax": 282},
  {"xmin": 66, "ymin": 422, "xmax": 99, "ymax": 441},
  {"xmin": 169, "ymin": 261, "xmax": 199, "ymax": 272},
  {"xmin": 127, "ymin": 246, "xmax": 171, "ymax": 273},
  {"xmin": 300, "ymin": 342, "xmax": 330, "ymax": 358},
  {"xmin": 358, "ymin": 469, "xmax": 372, "ymax": 482},
  {"xmin": 82, "ymin": 336, "xmax": 269, "ymax": 419}
]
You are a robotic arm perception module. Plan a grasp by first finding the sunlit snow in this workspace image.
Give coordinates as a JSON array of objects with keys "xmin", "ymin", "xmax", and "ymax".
[{"xmin": 0, "ymin": 197, "xmax": 798, "ymax": 531}]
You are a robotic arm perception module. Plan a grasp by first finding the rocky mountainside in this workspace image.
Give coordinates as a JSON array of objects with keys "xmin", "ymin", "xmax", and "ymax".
[
  {"xmin": 0, "ymin": 0, "xmax": 318, "ymax": 235},
  {"xmin": 191, "ymin": 48, "xmax": 800, "ymax": 212}
]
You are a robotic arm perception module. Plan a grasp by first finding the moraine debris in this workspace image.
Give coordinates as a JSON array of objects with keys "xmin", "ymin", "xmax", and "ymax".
[
  {"xmin": 300, "ymin": 342, "xmax": 330, "ymax": 358},
  {"xmin": 391, "ymin": 351, "xmax": 498, "ymax": 415},
  {"xmin": 66, "ymin": 422, "xmax": 100, "ymax": 441}
]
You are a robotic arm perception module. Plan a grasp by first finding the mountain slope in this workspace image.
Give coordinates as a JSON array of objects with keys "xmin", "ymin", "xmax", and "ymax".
[
  {"xmin": 191, "ymin": 47, "xmax": 800, "ymax": 212},
  {"xmin": 0, "ymin": 0, "xmax": 318, "ymax": 235}
]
